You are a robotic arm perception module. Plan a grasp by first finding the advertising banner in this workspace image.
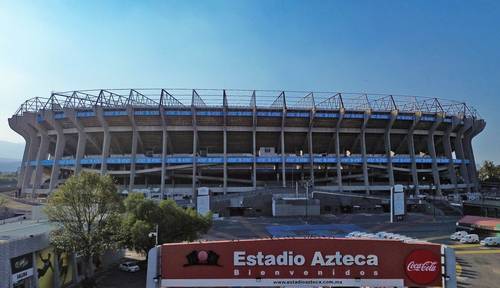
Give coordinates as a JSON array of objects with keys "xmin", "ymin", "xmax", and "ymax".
[
  {"xmin": 11, "ymin": 253, "xmax": 34, "ymax": 283},
  {"xmin": 161, "ymin": 238, "xmax": 443, "ymax": 287}
]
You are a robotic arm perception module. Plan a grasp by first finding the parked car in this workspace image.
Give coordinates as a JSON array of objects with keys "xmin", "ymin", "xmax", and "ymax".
[
  {"xmin": 119, "ymin": 261, "xmax": 140, "ymax": 272},
  {"xmin": 480, "ymin": 237, "xmax": 500, "ymax": 247},
  {"xmin": 460, "ymin": 234, "xmax": 479, "ymax": 244},
  {"xmin": 450, "ymin": 231, "xmax": 468, "ymax": 241}
]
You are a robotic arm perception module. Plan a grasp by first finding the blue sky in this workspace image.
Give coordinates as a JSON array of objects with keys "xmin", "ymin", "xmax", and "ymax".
[{"xmin": 0, "ymin": 0, "xmax": 499, "ymax": 163}]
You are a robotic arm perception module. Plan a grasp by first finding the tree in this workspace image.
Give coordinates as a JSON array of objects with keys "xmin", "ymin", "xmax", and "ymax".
[
  {"xmin": 478, "ymin": 161, "xmax": 500, "ymax": 182},
  {"xmin": 0, "ymin": 195, "xmax": 8, "ymax": 216},
  {"xmin": 44, "ymin": 172, "xmax": 123, "ymax": 287},
  {"xmin": 122, "ymin": 193, "xmax": 212, "ymax": 256}
]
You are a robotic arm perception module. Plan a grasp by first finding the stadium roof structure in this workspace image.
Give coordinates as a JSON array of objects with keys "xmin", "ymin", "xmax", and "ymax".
[{"xmin": 14, "ymin": 88, "xmax": 481, "ymax": 119}]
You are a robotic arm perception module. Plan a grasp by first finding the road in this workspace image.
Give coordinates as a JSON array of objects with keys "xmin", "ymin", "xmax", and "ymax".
[{"xmin": 97, "ymin": 213, "xmax": 499, "ymax": 287}]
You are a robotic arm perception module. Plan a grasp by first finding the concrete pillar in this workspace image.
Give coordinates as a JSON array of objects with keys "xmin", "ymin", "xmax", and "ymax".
[
  {"xmin": 160, "ymin": 106, "xmax": 168, "ymax": 197},
  {"xmin": 308, "ymin": 110, "xmax": 315, "ymax": 186},
  {"xmin": 454, "ymin": 120, "xmax": 471, "ymax": 192},
  {"xmin": 463, "ymin": 119, "xmax": 485, "ymax": 192},
  {"xmin": 335, "ymin": 109, "xmax": 345, "ymax": 192},
  {"xmin": 129, "ymin": 127, "xmax": 138, "ymax": 191},
  {"xmin": 408, "ymin": 113, "xmax": 421, "ymax": 194},
  {"xmin": 223, "ymin": 129, "xmax": 228, "ymax": 194},
  {"xmin": 192, "ymin": 107, "xmax": 198, "ymax": 198},
  {"xmin": 46, "ymin": 111, "xmax": 66, "ymax": 193},
  {"xmin": 385, "ymin": 110, "xmax": 397, "ymax": 187},
  {"xmin": 32, "ymin": 120, "xmax": 49, "ymax": 196},
  {"xmin": 74, "ymin": 131, "xmax": 86, "ymax": 175},
  {"xmin": 427, "ymin": 114, "xmax": 443, "ymax": 195},
  {"xmin": 308, "ymin": 129, "xmax": 314, "ymax": 185},
  {"xmin": 252, "ymin": 128, "xmax": 257, "ymax": 189},
  {"xmin": 443, "ymin": 117, "xmax": 459, "ymax": 191},
  {"xmin": 65, "ymin": 109, "xmax": 88, "ymax": 176},
  {"xmin": 96, "ymin": 108, "xmax": 110, "ymax": 175},
  {"xmin": 361, "ymin": 110, "xmax": 371, "ymax": 195},
  {"xmin": 9, "ymin": 116, "xmax": 38, "ymax": 194},
  {"xmin": 281, "ymin": 107, "xmax": 286, "ymax": 188}
]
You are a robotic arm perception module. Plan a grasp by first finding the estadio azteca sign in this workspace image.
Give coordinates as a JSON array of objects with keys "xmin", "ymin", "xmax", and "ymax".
[{"xmin": 161, "ymin": 238, "xmax": 443, "ymax": 287}]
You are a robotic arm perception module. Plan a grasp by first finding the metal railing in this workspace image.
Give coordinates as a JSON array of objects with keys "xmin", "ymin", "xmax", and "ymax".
[{"xmin": 13, "ymin": 88, "xmax": 481, "ymax": 119}]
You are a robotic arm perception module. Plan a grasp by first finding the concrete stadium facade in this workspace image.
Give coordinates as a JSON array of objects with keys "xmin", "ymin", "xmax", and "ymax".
[{"xmin": 8, "ymin": 89, "xmax": 485, "ymax": 198}]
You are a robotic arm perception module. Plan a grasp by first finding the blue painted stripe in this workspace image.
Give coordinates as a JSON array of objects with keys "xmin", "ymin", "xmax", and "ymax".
[
  {"xmin": 371, "ymin": 114, "xmax": 391, "ymax": 120},
  {"xmin": 256, "ymin": 111, "xmax": 282, "ymax": 117},
  {"xmin": 286, "ymin": 112, "xmax": 310, "ymax": 118},
  {"xmin": 227, "ymin": 111, "xmax": 253, "ymax": 117},
  {"xmin": 27, "ymin": 156, "xmax": 470, "ymax": 166},
  {"xmin": 196, "ymin": 111, "xmax": 223, "ymax": 116},
  {"xmin": 134, "ymin": 110, "xmax": 160, "ymax": 116},
  {"xmin": 165, "ymin": 110, "xmax": 192, "ymax": 116},
  {"xmin": 397, "ymin": 115, "xmax": 415, "ymax": 121},
  {"xmin": 103, "ymin": 110, "xmax": 127, "ymax": 116},
  {"xmin": 315, "ymin": 112, "xmax": 339, "ymax": 118},
  {"xmin": 77, "ymin": 111, "xmax": 95, "ymax": 117}
]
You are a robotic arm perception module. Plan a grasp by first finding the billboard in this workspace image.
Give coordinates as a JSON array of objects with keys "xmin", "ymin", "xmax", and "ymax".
[
  {"xmin": 160, "ymin": 238, "xmax": 444, "ymax": 287},
  {"xmin": 10, "ymin": 253, "xmax": 34, "ymax": 284}
]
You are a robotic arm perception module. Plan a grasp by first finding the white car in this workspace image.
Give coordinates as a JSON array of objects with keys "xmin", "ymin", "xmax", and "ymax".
[
  {"xmin": 119, "ymin": 261, "xmax": 140, "ymax": 272},
  {"xmin": 346, "ymin": 231, "xmax": 363, "ymax": 238},
  {"xmin": 460, "ymin": 234, "xmax": 479, "ymax": 244},
  {"xmin": 480, "ymin": 237, "xmax": 500, "ymax": 247},
  {"xmin": 450, "ymin": 231, "xmax": 468, "ymax": 241}
]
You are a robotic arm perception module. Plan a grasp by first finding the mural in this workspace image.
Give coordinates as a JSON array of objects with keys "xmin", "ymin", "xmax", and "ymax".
[
  {"xmin": 36, "ymin": 248, "xmax": 54, "ymax": 288},
  {"xmin": 57, "ymin": 252, "xmax": 73, "ymax": 287}
]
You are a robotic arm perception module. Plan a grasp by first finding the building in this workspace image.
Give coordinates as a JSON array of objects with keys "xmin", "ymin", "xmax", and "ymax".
[
  {"xmin": 9, "ymin": 89, "xmax": 485, "ymax": 199},
  {"xmin": 0, "ymin": 216, "xmax": 122, "ymax": 288}
]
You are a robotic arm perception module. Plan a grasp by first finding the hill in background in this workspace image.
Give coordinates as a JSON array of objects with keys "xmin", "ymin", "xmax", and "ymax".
[{"xmin": 0, "ymin": 140, "xmax": 24, "ymax": 172}]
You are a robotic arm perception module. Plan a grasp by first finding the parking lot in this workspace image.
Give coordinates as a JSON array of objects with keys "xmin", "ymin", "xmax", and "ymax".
[{"xmin": 97, "ymin": 213, "xmax": 499, "ymax": 287}]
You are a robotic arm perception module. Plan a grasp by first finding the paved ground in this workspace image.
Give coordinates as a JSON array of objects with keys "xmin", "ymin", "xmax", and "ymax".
[{"xmin": 97, "ymin": 213, "xmax": 500, "ymax": 287}]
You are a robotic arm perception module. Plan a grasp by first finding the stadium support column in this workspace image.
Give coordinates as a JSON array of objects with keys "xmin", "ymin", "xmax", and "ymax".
[
  {"xmin": 427, "ymin": 114, "xmax": 443, "ymax": 196},
  {"xmin": 463, "ymin": 118, "xmax": 485, "ymax": 192},
  {"xmin": 191, "ymin": 103, "xmax": 198, "ymax": 198},
  {"xmin": 46, "ymin": 111, "xmax": 66, "ymax": 193},
  {"xmin": 455, "ymin": 119, "xmax": 471, "ymax": 192},
  {"xmin": 408, "ymin": 113, "xmax": 421, "ymax": 195},
  {"xmin": 308, "ymin": 107, "xmax": 316, "ymax": 187},
  {"xmin": 252, "ymin": 92, "xmax": 257, "ymax": 189},
  {"xmin": 160, "ymin": 106, "xmax": 168, "ymax": 197},
  {"xmin": 8, "ymin": 116, "xmax": 38, "ymax": 194},
  {"xmin": 96, "ymin": 108, "xmax": 110, "ymax": 175},
  {"xmin": 281, "ymin": 93, "xmax": 287, "ymax": 188},
  {"xmin": 65, "ymin": 109, "xmax": 91, "ymax": 176},
  {"xmin": 385, "ymin": 110, "xmax": 398, "ymax": 187},
  {"xmin": 444, "ymin": 117, "xmax": 459, "ymax": 191},
  {"xmin": 32, "ymin": 121, "xmax": 49, "ymax": 197},
  {"xmin": 361, "ymin": 110, "xmax": 371, "ymax": 195},
  {"xmin": 335, "ymin": 108, "xmax": 345, "ymax": 192},
  {"xmin": 128, "ymin": 107, "xmax": 138, "ymax": 193},
  {"xmin": 223, "ymin": 91, "xmax": 228, "ymax": 195}
]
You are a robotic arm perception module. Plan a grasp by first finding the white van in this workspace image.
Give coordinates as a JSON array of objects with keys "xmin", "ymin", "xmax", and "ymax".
[
  {"xmin": 450, "ymin": 231, "xmax": 468, "ymax": 241},
  {"xmin": 460, "ymin": 234, "xmax": 479, "ymax": 244}
]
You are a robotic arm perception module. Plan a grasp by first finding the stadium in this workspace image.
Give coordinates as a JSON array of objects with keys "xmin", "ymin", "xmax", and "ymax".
[{"xmin": 9, "ymin": 89, "xmax": 485, "ymax": 201}]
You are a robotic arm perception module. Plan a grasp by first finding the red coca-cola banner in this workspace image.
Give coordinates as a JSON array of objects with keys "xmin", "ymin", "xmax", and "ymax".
[{"xmin": 161, "ymin": 238, "xmax": 443, "ymax": 287}]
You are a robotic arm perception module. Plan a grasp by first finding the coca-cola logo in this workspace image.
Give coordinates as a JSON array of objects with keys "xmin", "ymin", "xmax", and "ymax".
[{"xmin": 405, "ymin": 249, "xmax": 440, "ymax": 285}]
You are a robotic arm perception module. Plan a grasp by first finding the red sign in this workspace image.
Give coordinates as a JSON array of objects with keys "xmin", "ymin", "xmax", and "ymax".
[
  {"xmin": 405, "ymin": 249, "xmax": 441, "ymax": 285},
  {"xmin": 160, "ymin": 238, "xmax": 443, "ymax": 287}
]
